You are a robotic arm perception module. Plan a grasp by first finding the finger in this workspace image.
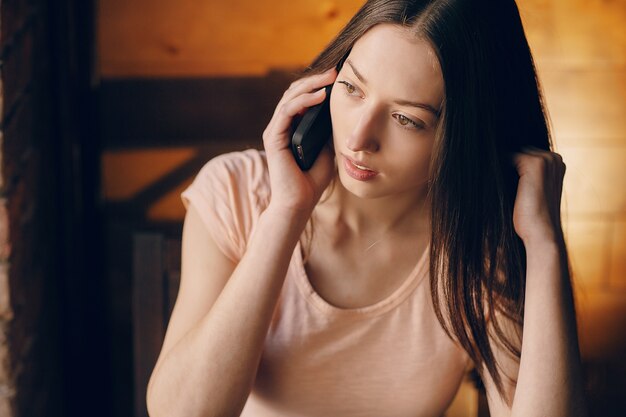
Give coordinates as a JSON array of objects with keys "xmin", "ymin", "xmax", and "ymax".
[
  {"xmin": 287, "ymin": 67, "xmax": 336, "ymax": 91},
  {"xmin": 521, "ymin": 145, "xmax": 546, "ymax": 154},
  {"xmin": 511, "ymin": 151, "xmax": 528, "ymax": 170},
  {"xmin": 263, "ymin": 88, "xmax": 327, "ymax": 146},
  {"xmin": 511, "ymin": 152, "xmax": 546, "ymax": 178},
  {"xmin": 552, "ymin": 152, "xmax": 566, "ymax": 177},
  {"xmin": 523, "ymin": 147, "xmax": 565, "ymax": 174},
  {"xmin": 265, "ymin": 69, "xmax": 336, "ymax": 136},
  {"xmin": 265, "ymin": 74, "xmax": 330, "ymax": 132},
  {"xmin": 275, "ymin": 88, "xmax": 327, "ymax": 132},
  {"xmin": 526, "ymin": 150, "xmax": 563, "ymax": 179},
  {"xmin": 281, "ymin": 68, "xmax": 336, "ymax": 104},
  {"xmin": 512, "ymin": 146, "xmax": 554, "ymax": 170},
  {"xmin": 265, "ymin": 82, "xmax": 324, "ymax": 138}
]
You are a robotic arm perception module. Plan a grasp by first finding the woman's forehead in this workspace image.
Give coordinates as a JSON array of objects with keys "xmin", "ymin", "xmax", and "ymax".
[{"xmin": 348, "ymin": 23, "xmax": 444, "ymax": 107}]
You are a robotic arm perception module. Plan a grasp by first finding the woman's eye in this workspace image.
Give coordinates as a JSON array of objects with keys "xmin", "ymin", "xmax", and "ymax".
[
  {"xmin": 337, "ymin": 80, "xmax": 359, "ymax": 95},
  {"xmin": 335, "ymin": 82, "xmax": 424, "ymax": 131},
  {"xmin": 394, "ymin": 114, "xmax": 423, "ymax": 130}
]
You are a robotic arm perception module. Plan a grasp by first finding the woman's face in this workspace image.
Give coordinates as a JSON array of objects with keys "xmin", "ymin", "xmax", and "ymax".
[{"xmin": 330, "ymin": 23, "xmax": 444, "ymax": 200}]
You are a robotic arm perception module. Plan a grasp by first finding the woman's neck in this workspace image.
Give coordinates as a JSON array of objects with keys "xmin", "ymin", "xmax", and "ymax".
[{"xmin": 315, "ymin": 178, "xmax": 431, "ymax": 240}]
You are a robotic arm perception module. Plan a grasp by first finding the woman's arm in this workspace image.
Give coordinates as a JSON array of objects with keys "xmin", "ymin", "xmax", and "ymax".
[
  {"xmin": 482, "ymin": 148, "xmax": 588, "ymax": 417},
  {"xmin": 146, "ymin": 204, "xmax": 310, "ymax": 417},
  {"xmin": 508, "ymin": 235, "xmax": 588, "ymax": 417},
  {"xmin": 147, "ymin": 68, "xmax": 338, "ymax": 417}
]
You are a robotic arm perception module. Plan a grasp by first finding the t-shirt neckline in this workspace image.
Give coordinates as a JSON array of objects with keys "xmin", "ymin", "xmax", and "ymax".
[{"xmin": 292, "ymin": 239, "xmax": 430, "ymax": 319}]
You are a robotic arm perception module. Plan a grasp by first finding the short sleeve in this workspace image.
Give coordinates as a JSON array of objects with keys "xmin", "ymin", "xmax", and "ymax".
[{"xmin": 180, "ymin": 149, "xmax": 270, "ymax": 263}]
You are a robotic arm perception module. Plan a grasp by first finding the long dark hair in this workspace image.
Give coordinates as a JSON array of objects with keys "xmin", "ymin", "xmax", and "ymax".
[{"xmin": 299, "ymin": 0, "xmax": 553, "ymax": 407}]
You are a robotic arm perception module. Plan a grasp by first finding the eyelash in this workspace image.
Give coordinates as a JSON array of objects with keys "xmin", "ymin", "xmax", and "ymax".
[{"xmin": 336, "ymin": 80, "xmax": 424, "ymax": 131}]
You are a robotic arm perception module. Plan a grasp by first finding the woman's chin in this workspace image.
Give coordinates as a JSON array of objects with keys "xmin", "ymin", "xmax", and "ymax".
[{"xmin": 337, "ymin": 172, "xmax": 383, "ymax": 199}]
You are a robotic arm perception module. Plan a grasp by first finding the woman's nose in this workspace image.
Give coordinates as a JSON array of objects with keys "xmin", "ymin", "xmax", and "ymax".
[{"xmin": 345, "ymin": 108, "xmax": 381, "ymax": 153}]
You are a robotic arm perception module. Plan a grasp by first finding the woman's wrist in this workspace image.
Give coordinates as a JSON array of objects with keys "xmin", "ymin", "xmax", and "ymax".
[
  {"xmin": 239, "ymin": 205, "xmax": 306, "ymax": 262},
  {"xmin": 522, "ymin": 228, "xmax": 570, "ymax": 283},
  {"xmin": 264, "ymin": 203, "xmax": 314, "ymax": 229},
  {"xmin": 520, "ymin": 222, "xmax": 565, "ymax": 250}
]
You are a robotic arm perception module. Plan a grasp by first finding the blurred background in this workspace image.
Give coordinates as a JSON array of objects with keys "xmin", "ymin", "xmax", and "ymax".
[{"xmin": 0, "ymin": 0, "xmax": 624, "ymax": 416}]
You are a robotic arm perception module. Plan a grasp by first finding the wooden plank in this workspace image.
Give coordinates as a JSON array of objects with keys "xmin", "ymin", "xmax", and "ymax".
[
  {"xmin": 132, "ymin": 233, "xmax": 165, "ymax": 417},
  {"xmin": 165, "ymin": 238, "xmax": 182, "ymax": 324},
  {"xmin": 99, "ymin": 73, "xmax": 294, "ymax": 148},
  {"xmin": 102, "ymin": 142, "xmax": 262, "ymax": 223},
  {"xmin": 98, "ymin": 0, "xmax": 364, "ymax": 77}
]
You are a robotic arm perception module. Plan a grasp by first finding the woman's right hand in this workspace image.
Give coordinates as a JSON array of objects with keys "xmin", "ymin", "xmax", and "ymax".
[{"xmin": 262, "ymin": 68, "xmax": 338, "ymax": 217}]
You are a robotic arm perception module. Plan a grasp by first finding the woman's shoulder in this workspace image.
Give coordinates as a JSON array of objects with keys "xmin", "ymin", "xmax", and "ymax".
[
  {"xmin": 181, "ymin": 148, "xmax": 270, "ymax": 261},
  {"xmin": 191, "ymin": 148, "xmax": 271, "ymax": 211},
  {"xmin": 199, "ymin": 148, "xmax": 268, "ymax": 191},
  {"xmin": 200, "ymin": 148, "xmax": 268, "ymax": 179}
]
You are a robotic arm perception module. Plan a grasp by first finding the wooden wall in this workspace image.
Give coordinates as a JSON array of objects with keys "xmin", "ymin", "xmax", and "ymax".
[
  {"xmin": 0, "ymin": 0, "xmax": 61, "ymax": 414},
  {"xmin": 97, "ymin": 0, "xmax": 364, "ymax": 78},
  {"xmin": 98, "ymin": 0, "xmax": 626, "ymax": 415}
]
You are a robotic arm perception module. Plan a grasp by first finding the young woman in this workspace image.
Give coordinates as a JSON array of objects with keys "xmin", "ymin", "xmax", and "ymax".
[{"xmin": 147, "ymin": 1, "xmax": 588, "ymax": 416}]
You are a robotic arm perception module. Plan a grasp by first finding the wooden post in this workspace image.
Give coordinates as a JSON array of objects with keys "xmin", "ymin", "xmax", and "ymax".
[{"xmin": 132, "ymin": 233, "xmax": 166, "ymax": 417}]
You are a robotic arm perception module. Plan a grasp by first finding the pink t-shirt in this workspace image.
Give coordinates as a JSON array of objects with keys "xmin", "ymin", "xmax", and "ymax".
[{"xmin": 181, "ymin": 149, "xmax": 472, "ymax": 417}]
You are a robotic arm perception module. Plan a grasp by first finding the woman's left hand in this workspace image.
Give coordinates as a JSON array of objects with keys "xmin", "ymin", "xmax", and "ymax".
[{"xmin": 511, "ymin": 147, "xmax": 567, "ymax": 245}]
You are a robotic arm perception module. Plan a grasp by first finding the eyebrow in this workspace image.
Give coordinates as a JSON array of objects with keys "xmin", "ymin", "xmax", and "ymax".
[{"xmin": 345, "ymin": 58, "xmax": 441, "ymax": 117}]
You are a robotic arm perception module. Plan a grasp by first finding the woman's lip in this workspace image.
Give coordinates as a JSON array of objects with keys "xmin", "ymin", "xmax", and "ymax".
[
  {"xmin": 341, "ymin": 154, "xmax": 377, "ymax": 172},
  {"xmin": 342, "ymin": 155, "xmax": 379, "ymax": 181}
]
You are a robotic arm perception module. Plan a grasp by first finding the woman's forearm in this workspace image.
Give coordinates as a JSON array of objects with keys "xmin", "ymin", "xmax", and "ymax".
[
  {"xmin": 511, "ymin": 236, "xmax": 588, "ymax": 417},
  {"xmin": 147, "ymin": 206, "xmax": 310, "ymax": 417}
]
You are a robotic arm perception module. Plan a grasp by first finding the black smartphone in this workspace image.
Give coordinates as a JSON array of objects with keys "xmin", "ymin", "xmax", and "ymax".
[
  {"xmin": 291, "ymin": 84, "xmax": 333, "ymax": 171},
  {"xmin": 291, "ymin": 53, "xmax": 349, "ymax": 170}
]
